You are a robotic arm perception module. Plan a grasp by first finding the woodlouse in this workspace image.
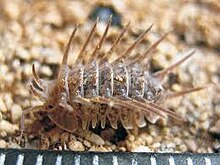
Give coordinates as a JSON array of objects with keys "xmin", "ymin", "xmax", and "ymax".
[{"xmin": 20, "ymin": 18, "xmax": 206, "ymax": 139}]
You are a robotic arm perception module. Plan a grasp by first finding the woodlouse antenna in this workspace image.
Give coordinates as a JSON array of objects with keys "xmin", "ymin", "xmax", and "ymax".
[
  {"xmin": 154, "ymin": 50, "xmax": 196, "ymax": 81},
  {"xmin": 29, "ymin": 84, "xmax": 47, "ymax": 99},
  {"xmin": 92, "ymin": 16, "xmax": 112, "ymax": 60},
  {"xmin": 62, "ymin": 24, "xmax": 78, "ymax": 66},
  {"xmin": 127, "ymin": 31, "xmax": 170, "ymax": 66},
  {"xmin": 113, "ymin": 24, "xmax": 154, "ymax": 63},
  {"xmin": 76, "ymin": 18, "xmax": 99, "ymax": 64},
  {"xmin": 32, "ymin": 64, "xmax": 43, "ymax": 90}
]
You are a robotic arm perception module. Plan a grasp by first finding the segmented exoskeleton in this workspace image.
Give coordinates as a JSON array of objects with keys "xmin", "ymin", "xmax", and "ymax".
[{"xmin": 20, "ymin": 18, "xmax": 206, "ymax": 136}]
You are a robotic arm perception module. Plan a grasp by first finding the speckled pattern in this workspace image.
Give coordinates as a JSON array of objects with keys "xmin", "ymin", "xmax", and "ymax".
[{"xmin": 0, "ymin": 0, "xmax": 219, "ymax": 152}]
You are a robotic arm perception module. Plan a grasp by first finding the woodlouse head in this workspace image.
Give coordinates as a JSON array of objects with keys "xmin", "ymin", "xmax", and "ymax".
[
  {"xmin": 30, "ymin": 64, "xmax": 50, "ymax": 102},
  {"xmin": 29, "ymin": 65, "xmax": 78, "ymax": 132},
  {"xmin": 30, "ymin": 64, "xmax": 62, "ymax": 111}
]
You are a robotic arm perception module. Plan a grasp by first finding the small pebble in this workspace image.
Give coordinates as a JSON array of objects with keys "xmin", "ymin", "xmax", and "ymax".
[
  {"xmin": 89, "ymin": 145, "xmax": 111, "ymax": 152},
  {"xmin": 60, "ymin": 132, "xmax": 70, "ymax": 143},
  {"xmin": 210, "ymin": 120, "xmax": 220, "ymax": 135},
  {"xmin": 0, "ymin": 131, "xmax": 7, "ymax": 138},
  {"xmin": 199, "ymin": 112, "xmax": 208, "ymax": 122},
  {"xmin": 4, "ymin": 0, "xmax": 20, "ymax": 20},
  {"xmin": 41, "ymin": 66, "xmax": 53, "ymax": 77},
  {"xmin": 83, "ymin": 140, "xmax": 91, "ymax": 148},
  {"xmin": 68, "ymin": 141, "xmax": 85, "ymax": 151},
  {"xmin": 145, "ymin": 136, "xmax": 153, "ymax": 145},
  {"xmin": 132, "ymin": 146, "xmax": 152, "ymax": 152},
  {"xmin": 127, "ymin": 135, "xmax": 135, "ymax": 142},
  {"xmin": 179, "ymin": 144, "xmax": 188, "ymax": 152},
  {"xmin": 118, "ymin": 147, "xmax": 126, "ymax": 152},
  {"xmin": 185, "ymin": 139, "xmax": 198, "ymax": 152},
  {"xmin": 11, "ymin": 104, "xmax": 22, "ymax": 123},
  {"xmin": 0, "ymin": 120, "xmax": 18, "ymax": 134},
  {"xmin": 7, "ymin": 142, "xmax": 20, "ymax": 149},
  {"xmin": 40, "ymin": 137, "xmax": 50, "ymax": 150},
  {"xmin": 0, "ymin": 139, "xmax": 7, "ymax": 148}
]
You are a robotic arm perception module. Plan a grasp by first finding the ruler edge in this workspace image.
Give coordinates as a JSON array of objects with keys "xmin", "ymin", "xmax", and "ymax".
[{"xmin": 0, "ymin": 148, "xmax": 219, "ymax": 156}]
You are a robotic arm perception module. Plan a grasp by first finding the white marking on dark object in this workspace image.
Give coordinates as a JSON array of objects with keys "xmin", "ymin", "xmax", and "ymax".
[
  {"xmin": 169, "ymin": 156, "xmax": 175, "ymax": 165},
  {"xmin": 131, "ymin": 158, "xmax": 138, "ymax": 165},
  {"xmin": 150, "ymin": 156, "xmax": 157, "ymax": 165},
  {"xmin": 0, "ymin": 153, "xmax": 6, "ymax": 165},
  {"xmin": 93, "ymin": 155, "xmax": 99, "ymax": 165},
  {"xmin": 74, "ymin": 155, "xmax": 80, "ymax": 165},
  {"xmin": 16, "ymin": 154, "xmax": 24, "ymax": 165},
  {"xmin": 55, "ymin": 155, "xmax": 62, "ymax": 165},
  {"xmin": 35, "ymin": 155, "xmax": 43, "ymax": 165},
  {"xmin": 112, "ymin": 156, "xmax": 118, "ymax": 165},
  {"xmin": 187, "ymin": 157, "xmax": 193, "ymax": 165},
  {"xmin": 204, "ymin": 157, "xmax": 212, "ymax": 165}
]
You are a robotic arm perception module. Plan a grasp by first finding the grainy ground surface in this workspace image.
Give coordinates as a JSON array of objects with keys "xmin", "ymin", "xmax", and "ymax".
[{"xmin": 0, "ymin": 0, "xmax": 219, "ymax": 152}]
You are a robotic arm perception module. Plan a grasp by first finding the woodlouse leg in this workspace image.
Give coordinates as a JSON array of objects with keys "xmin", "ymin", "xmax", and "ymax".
[
  {"xmin": 106, "ymin": 107, "xmax": 119, "ymax": 129},
  {"xmin": 76, "ymin": 18, "xmax": 99, "ymax": 64},
  {"xmin": 144, "ymin": 111, "xmax": 160, "ymax": 124},
  {"xmin": 19, "ymin": 106, "xmax": 43, "ymax": 143},
  {"xmin": 133, "ymin": 110, "xmax": 146, "ymax": 127},
  {"xmin": 93, "ymin": 97, "xmax": 170, "ymax": 128},
  {"xmin": 154, "ymin": 50, "xmax": 196, "ymax": 81},
  {"xmin": 90, "ymin": 96, "xmax": 183, "ymax": 128},
  {"xmin": 113, "ymin": 24, "xmax": 153, "ymax": 63},
  {"xmin": 120, "ymin": 107, "xmax": 134, "ymax": 129}
]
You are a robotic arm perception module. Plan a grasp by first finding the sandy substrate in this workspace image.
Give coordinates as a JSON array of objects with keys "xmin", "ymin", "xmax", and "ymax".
[{"xmin": 0, "ymin": 0, "xmax": 219, "ymax": 152}]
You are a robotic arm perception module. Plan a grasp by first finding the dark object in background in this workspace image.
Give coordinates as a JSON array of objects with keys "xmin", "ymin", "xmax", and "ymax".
[
  {"xmin": 89, "ymin": 5, "xmax": 121, "ymax": 27},
  {"xmin": 210, "ymin": 132, "xmax": 220, "ymax": 142},
  {"xmin": 167, "ymin": 73, "xmax": 179, "ymax": 87},
  {"xmin": 148, "ymin": 59, "xmax": 164, "ymax": 73},
  {"xmin": 213, "ymin": 146, "xmax": 220, "ymax": 153},
  {"xmin": 209, "ymin": 120, "xmax": 220, "ymax": 141}
]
